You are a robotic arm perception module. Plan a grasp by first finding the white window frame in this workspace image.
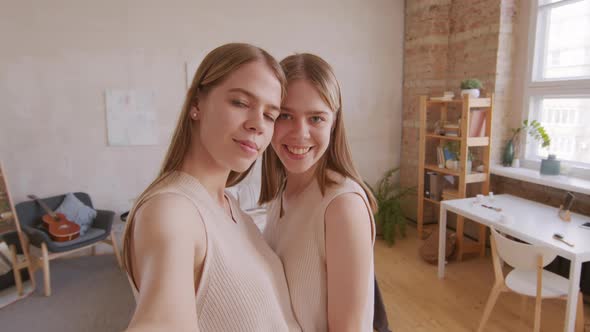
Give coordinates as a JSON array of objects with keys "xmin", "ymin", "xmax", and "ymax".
[{"xmin": 521, "ymin": 0, "xmax": 590, "ymax": 180}]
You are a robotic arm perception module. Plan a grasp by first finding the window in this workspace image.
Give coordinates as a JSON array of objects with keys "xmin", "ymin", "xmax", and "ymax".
[
  {"xmin": 523, "ymin": 0, "xmax": 590, "ymax": 178},
  {"xmin": 527, "ymin": 97, "xmax": 590, "ymax": 166},
  {"xmin": 533, "ymin": 0, "xmax": 590, "ymax": 81}
]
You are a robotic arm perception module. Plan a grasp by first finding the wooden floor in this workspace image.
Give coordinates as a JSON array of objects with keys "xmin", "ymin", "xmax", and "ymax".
[{"xmin": 375, "ymin": 226, "xmax": 590, "ymax": 332}]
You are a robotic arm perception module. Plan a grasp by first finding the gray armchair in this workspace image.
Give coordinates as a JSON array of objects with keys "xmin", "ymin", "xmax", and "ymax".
[{"xmin": 15, "ymin": 192, "xmax": 122, "ymax": 296}]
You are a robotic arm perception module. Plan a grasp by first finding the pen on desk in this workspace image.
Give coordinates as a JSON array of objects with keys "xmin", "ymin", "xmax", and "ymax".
[
  {"xmin": 553, "ymin": 233, "xmax": 574, "ymax": 247},
  {"xmin": 481, "ymin": 204, "xmax": 502, "ymax": 212}
]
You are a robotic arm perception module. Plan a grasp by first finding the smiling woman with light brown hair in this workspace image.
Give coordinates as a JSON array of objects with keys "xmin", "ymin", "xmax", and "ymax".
[
  {"xmin": 122, "ymin": 43, "xmax": 301, "ymax": 332},
  {"xmin": 260, "ymin": 53, "xmax": 377, "ymax": 332}
]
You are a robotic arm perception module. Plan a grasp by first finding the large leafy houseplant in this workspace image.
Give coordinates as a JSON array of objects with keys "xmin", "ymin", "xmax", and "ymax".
[{"xmin": 367, "ymin": 167, "xmax": 415, "ymax": 246}]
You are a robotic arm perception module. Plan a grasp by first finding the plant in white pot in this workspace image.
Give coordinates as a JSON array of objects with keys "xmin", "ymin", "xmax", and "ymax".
[
  {"xmin": 460, "ymin": 79, "xmax": 483, "ymax": 98},
  {"xmin": 442, "ymin": 141, "xmax": 473, "ymax": 172}
]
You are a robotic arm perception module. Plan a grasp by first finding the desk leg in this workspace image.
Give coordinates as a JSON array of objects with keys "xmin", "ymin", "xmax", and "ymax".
[
  {"xmin": 478, "ymin": 224, "xmax": 487, "ymax": 257},
  {"xmin": 564, "ymin": 259, "xmax": 581, "ymax": 332},
  {"xmin": 438, "ymin": 205, "xmax": 447, "ymax": 279},
  {"xmin": 456, "ymin": 215, "xmax": 464, "ymax": 261}
]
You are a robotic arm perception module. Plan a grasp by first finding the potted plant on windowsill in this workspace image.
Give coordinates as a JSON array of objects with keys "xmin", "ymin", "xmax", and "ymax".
[
  {"xmin": 503, "ymin": 119, "xmax": 551, "ymax": 168},
  {"xmin": 460, "ymin": 79, "xmax": 483, "ymax": 98},
  {"xmin": 366, "ymin": 167, "xmax": 415, "ymax": 246}
]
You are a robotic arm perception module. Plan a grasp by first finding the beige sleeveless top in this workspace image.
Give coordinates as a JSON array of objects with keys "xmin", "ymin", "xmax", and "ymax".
[
  {"xmin": 263, "ymin": 172, "xmax": 375, "ymax": 331},
  {"xmin": 129, "ymin": 171, "xmax": 301, "ymax": 332}
]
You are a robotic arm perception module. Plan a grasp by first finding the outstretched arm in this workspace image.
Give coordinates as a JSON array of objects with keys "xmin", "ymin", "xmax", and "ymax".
[{"xmin": 126, "ymin": 193, "xmax": 206, "ymax": 332}]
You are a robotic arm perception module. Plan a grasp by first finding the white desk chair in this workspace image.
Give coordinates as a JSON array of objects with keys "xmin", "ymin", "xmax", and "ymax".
[{"xmin": 477, "ymin": 226, "xmax": 585, "ymax": 332}]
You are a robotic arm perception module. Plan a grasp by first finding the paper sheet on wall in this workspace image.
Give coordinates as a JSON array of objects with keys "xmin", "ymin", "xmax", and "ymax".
[{"xmin": 106, "ymin": 90, "xmax": 158, "ymax": 146}]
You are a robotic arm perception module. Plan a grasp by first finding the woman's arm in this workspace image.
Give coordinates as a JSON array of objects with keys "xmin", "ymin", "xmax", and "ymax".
[
  {"xmin": 325, "ymin": 193, "xmax": 374, "ymax": 332},
  {"xmin": 126, "ymin": 193, "xmax": 206, "ymax": 332}
]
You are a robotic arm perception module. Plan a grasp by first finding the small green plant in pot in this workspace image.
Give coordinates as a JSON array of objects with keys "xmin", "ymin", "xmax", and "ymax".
[
  {"xmin": 366, "ymin": 167, "xmax": 415, "ymax": 246},
  {"xmin": 460, "ymin": 79, "xmax": 483, "ymax": 98},
  {"xmin": 443, "ymin": 142, "xmax": 473, "ymax": 172}
]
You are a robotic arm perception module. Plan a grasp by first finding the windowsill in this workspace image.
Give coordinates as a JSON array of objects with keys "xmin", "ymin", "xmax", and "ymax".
[{"xmin": 490, "ymin": 164, "xmax": 590, "ymax": 195}]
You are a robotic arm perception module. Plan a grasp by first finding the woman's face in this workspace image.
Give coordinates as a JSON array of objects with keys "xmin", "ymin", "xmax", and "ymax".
[
  {"xmin": 193, "ymin": 61, "xmax": 282, "ymax": 173},
  {"xmin": 272, "ymin": 79, "xmax": 334, "ymax": 175}
]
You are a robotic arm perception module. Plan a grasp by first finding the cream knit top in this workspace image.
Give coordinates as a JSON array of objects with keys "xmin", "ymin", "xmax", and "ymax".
[
  {"xmin": 263, "ymin": 172, "xmax": 375, "ymax": 331},
  {"xmin": 129, "ymin": 171, "xmax": 301, "ymax": 332}
]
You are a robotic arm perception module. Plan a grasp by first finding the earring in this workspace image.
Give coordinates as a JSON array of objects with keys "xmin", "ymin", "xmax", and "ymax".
[{"xmin": 192, "ymin": 112, "xmax": 198, "ymax": 119}]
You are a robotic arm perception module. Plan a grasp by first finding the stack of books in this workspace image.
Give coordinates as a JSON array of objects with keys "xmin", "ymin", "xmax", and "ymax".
[
  {"xmin": 443, "ymin": 122, "xmax": 461, "ymax": 137},
  {"xmin": 429, "ymin": 91, "xmax": 455, "ymax": 101}
]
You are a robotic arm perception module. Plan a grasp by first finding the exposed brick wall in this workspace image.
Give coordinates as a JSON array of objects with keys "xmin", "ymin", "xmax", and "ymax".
[
  {"xmin": 402, "ymin": 0, "xmax": 452, "ymax": 219},
  {"xmin": 402, "ymin": 0, "xmax": 589, "ymax": 235},
  {"xmin": 400, "ymin": 0, "xmax": 515, "ymax": 218}
]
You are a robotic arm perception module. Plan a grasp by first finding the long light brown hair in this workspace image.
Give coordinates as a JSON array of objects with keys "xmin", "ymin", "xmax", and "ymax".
[
  {"xmin": 123, "ymin": 43, "xmax": 286, "ymax": 282},
  {"xmin": 259, "ymin": 53, "xmax": 377, "ymax": 212}
]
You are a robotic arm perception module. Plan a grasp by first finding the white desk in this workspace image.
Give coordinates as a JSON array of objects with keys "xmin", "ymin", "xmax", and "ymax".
[{"xmin": 438, "ymin": 194, "xmax": 590, "ymax": 332}]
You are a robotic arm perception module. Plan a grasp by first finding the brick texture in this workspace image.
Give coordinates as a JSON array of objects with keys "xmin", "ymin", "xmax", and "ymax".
[{"xmin": 402, "ymin": 0, "xmax": 589, "ymax": 234}]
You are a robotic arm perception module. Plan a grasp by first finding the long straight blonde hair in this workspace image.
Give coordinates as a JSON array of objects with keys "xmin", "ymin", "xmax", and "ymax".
[
  {"xmin": 123, "ymin": 43, "xmax": 286, "ymax": 282},
  {"xmin": 259, "ymin": 53, "xmax": 377, "ymax": 212}
]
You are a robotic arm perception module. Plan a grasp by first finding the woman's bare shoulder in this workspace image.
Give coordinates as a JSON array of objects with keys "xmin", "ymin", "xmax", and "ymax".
[{"xmin": 134, "ymin": 192, "xmax": 205, "ymax": 242}]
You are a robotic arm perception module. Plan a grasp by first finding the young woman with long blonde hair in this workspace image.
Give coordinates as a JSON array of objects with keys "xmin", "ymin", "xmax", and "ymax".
[
  {"xmin": 260, "ymin": 53, "xmax": 377, "ymax": 332},
  {"xmin": 123, "ymin": 43, "xmax": 301, "ymax": 332}
]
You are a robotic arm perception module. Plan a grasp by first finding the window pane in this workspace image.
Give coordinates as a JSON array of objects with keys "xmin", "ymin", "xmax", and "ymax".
[
  {"xmin": 537, "ymin": 0, "xmax": 590, "ymax": 80},
  {"xmin": 539, "ymin": 0, "xmax": 569, "ymax": 6},
  {"xmin": 529, "ymin": 97, "xmax": 590, "ymax": 165}
]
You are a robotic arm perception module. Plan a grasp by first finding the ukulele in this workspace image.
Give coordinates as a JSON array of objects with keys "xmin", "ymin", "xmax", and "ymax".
[{"xmin": 28, "ymin": 195, "xmax": 80, "ymax": 242}]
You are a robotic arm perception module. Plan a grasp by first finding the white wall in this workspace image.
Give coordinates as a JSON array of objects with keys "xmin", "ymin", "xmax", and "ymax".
[
  {"xmin": 509, "ymin": 0, "xmax": 532, "ymax": 132},
  {"xmin": 0, "ymin": 0, "xmax": 404, "ymax": 219}
]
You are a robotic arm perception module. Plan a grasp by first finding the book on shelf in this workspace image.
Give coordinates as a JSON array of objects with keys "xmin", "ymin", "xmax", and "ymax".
[
  {"xmin": 424, "ymin": 172, "xmax": 432, "ymax": 198},
  {"xmin": 424, "ymin": 171, "xmax": 442, "ymax": 200},
  {"xmin": 436, "ymin": 146, "xmax": 444, "ymax": 167},
  {"xmin": 430, "ymin": 96, "xmax": 454, "ymax": 101},
  {"xmin": 428, "ymin": 172, "xmax": 442, "ymax": 201},
  {"xmin": 429, "ymin": 91, "xmax": 454, "ymax": 101},
  {"xmin": 443, "ymin": 120, "xmax": 461, "ymax": 137},
  {"xmin": 442, "ymin": 146, "xmax": 456, "ymax": 161},
  {"xmin": 469, "ymin": 110, "xmax": 486, "ymax": 137}
]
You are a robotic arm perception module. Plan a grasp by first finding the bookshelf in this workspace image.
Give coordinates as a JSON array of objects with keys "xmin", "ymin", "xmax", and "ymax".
[
  {"xmin": 417, "ymin": 94, "xmax": 494, "ymax": 261},
  {"xmin": 0, "ymin": 162, "xmax": 36, "ymax": 306}
]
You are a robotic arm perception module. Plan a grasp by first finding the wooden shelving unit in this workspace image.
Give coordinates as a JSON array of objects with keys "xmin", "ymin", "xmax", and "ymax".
[
  {"xmin": 417, "ymin": 94, "xmax": 494, "ymax": 261},
  {"xmin": 0, "ymin": 162, "xmax": 36, "ymax": 306}
]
